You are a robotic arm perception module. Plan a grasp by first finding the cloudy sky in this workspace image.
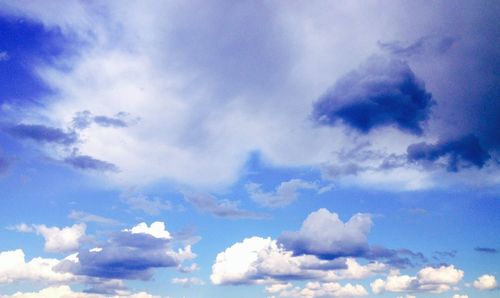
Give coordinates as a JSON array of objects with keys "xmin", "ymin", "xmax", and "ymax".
[{"xmin": 0, "ymin": 1, "xmax": 499, "ymax": 297}]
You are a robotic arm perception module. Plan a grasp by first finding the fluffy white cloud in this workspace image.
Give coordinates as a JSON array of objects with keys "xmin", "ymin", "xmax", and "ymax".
[
  {"xmin": 33, "ymin": 223, "xmax": 86, "ymax": 253},
  {"xmin": 268, "ymin": 281, "xmax": 368, "ymax": 298},
  {"xmin": 0, "ymin": 285, "xmax": 160, "ymax": 298},
  {"xmin": 211, "ymin": 236, "xmax": 385, "ymax": 285},
  {"xmin": 0, "ymin": 249, "xmax": 75, "ymax": 284},
  {"xmin": 371, "ymin": 265, "xmax": 464, "ymax": 294},
  {"xmin": 473, "ymin": 274, "xmax": 497, "ymax": 290},
  {"xmin": 123, "ymin": 222, "xmax": 171, "ymax": 240},
  {"xmin": 280, "ymin": 208, "xmax": 372, "ymax": 258}
]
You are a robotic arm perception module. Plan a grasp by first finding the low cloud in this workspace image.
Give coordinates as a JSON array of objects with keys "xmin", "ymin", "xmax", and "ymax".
[
  {"xmin": 57, "ymin": 222, "xmax": 195, "ymax": 280},
  {"xmin": 267, "ymin": 281, "xmax": 368, "ymax": 298},
  {"xmin": 407, "ymin": 134, "xmax": 491, "ymax": 172},
  {"xmin": 473, "ymin": 274, "xmax": 497, "ymax": 291},
  {"xmin": 312, "ymin": 56, "xmax": 434, "ymax": 135},
  {"xmin": 371, "ymin": 265, "xmax": 464, "ymax": 294}
]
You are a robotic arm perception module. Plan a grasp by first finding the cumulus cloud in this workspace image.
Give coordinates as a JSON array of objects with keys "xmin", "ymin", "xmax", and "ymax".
[
  {"xmin": 171, "ymin": 277, "xmax": 205, "ymax": 287},
  {"xmin": 5, "ymin": 124, "xmax": 77, "ymax": 145},
  {"xmin": 268, "ymin": 281, "xmax": 368, "ymax": 298},
  {"xmin": 123, "ymin": 222, "xmax": 171, "ymax": 240},
  {"xmin": 473, "ymin": 274, "xmax": 497, "ymax": 290},
  {"xmin": 183, "ymin": 193, "xmax": 267, "ymax": 219},
  {"xmin": 30, "ymin": 223, "xmax": 86, "ymax": 253},
  {"xmin": 246, "ymin": 179, "xmax": 322, "ymax": 208},
  {"xmin": 312, "ymin": 56, "xmax": 434, "ymax": 135},
  {"xmin": 371, "ymin": 265, "xmax": 464, "ymax": 294},
  {"xmin": 57, "ymin": 221, "xmax": 195, "ymax": 280},
  {"xmin": 0, "ymin": 285, "xmax": 160, "ymax": 298},
  {"xmin": 279, "ymin": 208, "xmax": 372, "ymax": 259},
  {"xmin": 210, "ymin": 236, "xmax": 385, "ymax": 286},
  {"xmin": 407, "ymin": 134, "xmax": 491, "ymax": 172},
  {"xmin": 0, "ymin": 249, "xmax": 75, "ymax": 284}
]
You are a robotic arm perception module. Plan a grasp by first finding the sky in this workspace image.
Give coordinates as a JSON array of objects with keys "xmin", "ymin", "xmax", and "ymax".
[{"xmin": 0, "ymin": 1, "xmax": 499, "ymax": 298}]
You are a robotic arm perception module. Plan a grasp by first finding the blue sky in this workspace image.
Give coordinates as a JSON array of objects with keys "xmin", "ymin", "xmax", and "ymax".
[{"xmin": 0, "ymin": 1, "xmax": 499, "ymax": 298}]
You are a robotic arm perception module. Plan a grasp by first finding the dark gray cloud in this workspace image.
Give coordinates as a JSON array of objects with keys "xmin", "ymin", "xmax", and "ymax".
[
  {"xmin": 475, "ymin": 247, "xmax": 497, "ymax": 254},
  {"xmin": 312, "ymin": 56, "xmax": 434, "ymax": 135},
  {"xmin": 183, "ymin": 193, "xmax": 268, "ymax": 219},
  {"xmin": 378, "ymin": 35, "xmax": 457, "ymax": 58},
  {"xmin": 407, "ymin": 134, "xmax": 491, "ymax": 172},
  {"xmin": 6, "ymin": 123, "xmax": 77, "ymax": 145},
  {"xmin": 64, "ymin": 155, "xmax": 118, "ymax": 172}
]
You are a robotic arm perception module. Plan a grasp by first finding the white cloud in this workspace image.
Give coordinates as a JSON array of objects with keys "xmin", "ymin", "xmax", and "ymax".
[
  {"xmin": 269, "ymin": 281, "xmax": 368, "ymax": 298},
  {"xmin": 246, "ymin": 179, "xmax": 320, "ymax": 208},
  {"xmin": 473, "ymin": 274, "xmax": 497, "ymax": 290},
  {"xmin": 279, "ymin": 208, "xmax": 372, "ymax": 258},
  {"xmin": 123, "ymin": 222, "xmax": 171, "ymax": 240},
  {"xmin": 451, "ymin": 295, "xmax": 468, "ymax": 298},
  {"xmin": 211, "ymin": 236, "xmax": 385, "ymax": 285},
  {"xmin": 171, "ymin": 277, "xmax": 205, "ymax": 287},
  {"xmin": 371, "ymin": 265, "xmax": 464, "ymax": 294},
  {"xmin": 0, "ymin": 249, "xmax": 75, "ymax": 284},
  {"xmin": 34, "ymin": 223, "xmax": 86, "ymax": 253},
  {"xmin": 0, "ymin": 285, "xmax": 160, "ymax": 298}
]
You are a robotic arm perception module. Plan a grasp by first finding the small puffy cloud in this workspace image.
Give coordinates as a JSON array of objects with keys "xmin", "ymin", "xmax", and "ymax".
[
  {"xmin": 269, "ymin": 281, "xmax": 368, "ymax": 298},
  {"xmin": 279, "ymin": 208, "xmax": 372, "ymax": 259},
  {"xmin": 407, "ymin": 135, "xmax": 491, "ymax": 172},
  {"xmin": 171, "ymin": 277, "xmax": 205, "ymax": 287},
  {"xmin": 68, "ymin": 211, "xmax": 119, "ymax": 225},
  {"xmin": 371, "ymin": 265, "xmax": 464, "ymax": 294},
  {"xmin": 0, "ymin": 249, "xmax": 75, "ymax": 284},
  {"xmin": 312, "ymin": 56, "xmax": 434, "ymax": 135},
  {"xmin": 246, "ymin": 179, "xmax": 320, "ymax": 208},
  {"xmin": 123, "ymin": 222, "xmax": 171, "ymax": 240},
  {"xmin": 5, "ymin": 124, "xmax": 77, "ymax": 145},
  {"xmin": 183, "ymin": 193, "xmax": 268, "ymax": 219},
  {"xmin": 57, "ymin": 222, "xmax": 195, "ymax": 280},
  {"xmin": 0, "ymin": 285, "xmax": 160, "ymax": 298},
  {"xmin": 33, "ymin": 223, "xmax": 86, "ymax": 253},
  {"xmin": 64, "ymin": 155, "xmax": 118, "ymax": 172},
  {"xmin": 121, "ymin": 194, "xmax": 171, "ymax": 215},
  {"xmin": 473, "ymin": 274, "xmax": 497, "ymax": 290}
]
